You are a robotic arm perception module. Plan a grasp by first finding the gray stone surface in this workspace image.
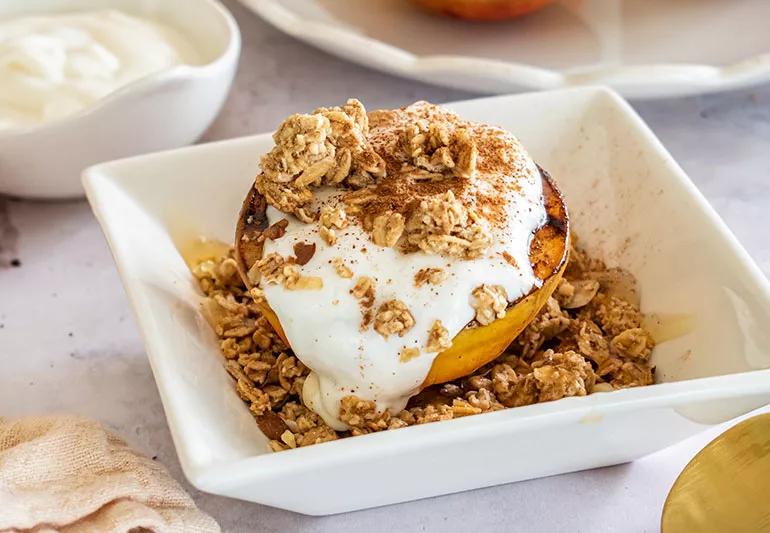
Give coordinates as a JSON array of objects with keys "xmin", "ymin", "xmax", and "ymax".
[{"xmin": 1, "ymin": 1, "xmax": 768, "ymax": 531}]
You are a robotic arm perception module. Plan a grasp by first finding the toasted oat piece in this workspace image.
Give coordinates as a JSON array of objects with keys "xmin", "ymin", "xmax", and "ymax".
[
  {"xmin": 414, "ymin": 267, "xmax": 446, "ymax": 287},
  {"xmin": 426, "ymin": 320, "xmax": 451, "ymax": 352},
  {"xmin": 470, "ymin": 284, "xmax": 508, "ymax": 325}
]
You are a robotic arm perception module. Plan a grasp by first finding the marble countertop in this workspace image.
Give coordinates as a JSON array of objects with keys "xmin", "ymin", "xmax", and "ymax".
[{"xmin": 1, "ymin": 1, "xmax": 769, "ymax": 531}]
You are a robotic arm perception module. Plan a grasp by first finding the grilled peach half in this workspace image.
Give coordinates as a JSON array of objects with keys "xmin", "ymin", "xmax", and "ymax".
[
  {"xmin": 234, "ymin": 167, "xmax": 568, "ymax": 389},
  {"xmin": 413, "ymin": 0, "xmax": 555, "ymax": 21}
]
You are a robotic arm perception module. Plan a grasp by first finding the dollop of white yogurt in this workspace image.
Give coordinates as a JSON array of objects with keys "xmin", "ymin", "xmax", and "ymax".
[
  {"xmin": 0, "ymin": 10, "xmax": 199, "ymax": 129},
  {"xmin": 261, "ymin": 130, "xmax": 547, "ymax": 430}
]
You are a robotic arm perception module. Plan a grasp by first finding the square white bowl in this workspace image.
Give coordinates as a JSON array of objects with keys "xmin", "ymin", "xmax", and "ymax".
[{"xmin": 84, "ymin": 87, "xmax": 770, "ymax": 515}]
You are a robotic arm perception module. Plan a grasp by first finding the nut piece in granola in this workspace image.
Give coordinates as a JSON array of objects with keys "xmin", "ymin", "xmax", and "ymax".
[
  {"xmin": 284, "ymin": 275, "xmax": 323, "ymax": 291},
  {"xmin": 555, "ymin": 278, "xmax": 600, "ymax": 309},
  {"xmin": 263, "ymin": 219, "xmax": 289, "ymax": 241},
  {"xmin": 293, "ymin": 241, "xmax": 316, "ymax": 265}
]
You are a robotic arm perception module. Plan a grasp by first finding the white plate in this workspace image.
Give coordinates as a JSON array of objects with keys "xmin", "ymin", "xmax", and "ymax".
[
  {"xmin": 239, "ymin": 0, "xmax": 770, "ymax": 99},
  {"xmin": 84, "ymin": 88, "xmax": 770, "ymax": 515}
]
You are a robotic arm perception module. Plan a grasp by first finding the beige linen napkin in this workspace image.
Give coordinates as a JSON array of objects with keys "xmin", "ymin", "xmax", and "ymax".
[{"xmin": 0, "ymin": 415, "xmax": 219, "ymax": 533}]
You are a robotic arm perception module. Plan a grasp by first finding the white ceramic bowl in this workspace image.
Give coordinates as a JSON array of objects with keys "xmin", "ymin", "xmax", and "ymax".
[
  {"xmin": 0, "ymin": 0, "xmax": 240, "ymax": 199},
  {"xmin": 83, "ymin": 88, "xmax": 770, "ymax": 515}
]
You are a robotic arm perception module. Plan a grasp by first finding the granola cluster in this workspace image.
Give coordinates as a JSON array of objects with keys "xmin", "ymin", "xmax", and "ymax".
[
  {"xmin": 253, "ymin": 100, "xmax": 520, "ymax": 261},
  {"xmin": 401, "ymin": 119, "xmax": 478, "ymax": 179},
  {"xmin": 194, "ymin": 240, "xmax": 655, "ymax": 452},
  {"xmin": 253, "ymin": 252, "xmax": 323, "ymax": 291},
  {"xmin": 402, "ymin": 191, "xmax": 493, "ymax": 259},
  {"xmin": 470, "ymin": 284, "xmax": 509, "ymax": 326},
  {"xmin": 373, "ymin": 299, "xmax": 415, "ymax": 338},
  {"xmin": 255, "ymin": 99, "xmax": 385, "ymax": 222}
]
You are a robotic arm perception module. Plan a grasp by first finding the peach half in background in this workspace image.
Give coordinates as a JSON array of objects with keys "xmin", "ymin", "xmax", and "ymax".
[{"xmin": 414, "ymin": 0, "xmax": 555, "ymax": 20}]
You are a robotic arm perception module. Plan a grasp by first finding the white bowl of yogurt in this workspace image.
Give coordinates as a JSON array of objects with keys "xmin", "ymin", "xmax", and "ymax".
[{"xmin": 0, "ymin": 0, "xmax": 240, "ymax": 199}]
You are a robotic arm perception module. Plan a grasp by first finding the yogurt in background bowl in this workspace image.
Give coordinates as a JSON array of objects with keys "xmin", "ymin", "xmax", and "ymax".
[
  {"xmin": 0, "ymin": 10, "xmax": 202, "ymax": 130},
  {"xmin": 0, "ymin": 0, "xmax": 240, "ymax": 199}
]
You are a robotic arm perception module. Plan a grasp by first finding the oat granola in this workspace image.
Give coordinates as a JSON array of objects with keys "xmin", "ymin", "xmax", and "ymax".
[
  {"xmin": 426, "ymin": 320, "xmax": 452, "ymax": 352},
  {"xmin": 373, "ymin": 299, "xmax": 416, "ymax": 338},
  {"xmin": 253, "ymin": 100, "xmax": 527, "ymax": 261},
  {"xmin": 331, "ymin": 257, "xmax": 353, "ymax": 279},
  {"xmin": 255, "ymin": 99, "xmax": 385, "ymax": 222},
  {"xmin": 403, "ymin": 191, "xmax": 493, "ymax": 259},
  {"xmin": 470, "ymin": 284, "xmax": 508, "ymax": 326},
  {"xmin": 414, "ymin": 267, "xmax": 446, "ymax": 287},
  {"xmin": 319, "ymin": 205, "xmax": 349, "ymax": 246},
  {"xmin": 194, "ymin": 241, "xmax": 656, "ymax": 452}
]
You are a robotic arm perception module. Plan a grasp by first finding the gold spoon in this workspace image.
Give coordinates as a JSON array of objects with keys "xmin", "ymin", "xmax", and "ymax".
[{"xmin": 661, "ymin": 413, "xmax": 770, "ymax": 532}]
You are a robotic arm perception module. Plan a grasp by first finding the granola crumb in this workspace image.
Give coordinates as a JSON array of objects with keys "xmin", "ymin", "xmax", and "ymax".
[
  {"xmin": 595, "ymin": 296, "xmax": 643, "ymax": 338},
  {"xmin": 414, "ymin": 267, "xmax": 446, "ymax": 287},
  {"xmin": 500, "ymin": 251, "xmax": 518, "ymax": 268},
  {"xmin": 399, "ymin": 347, "xmax": 421, "ymax": 363},
  {"xmin": 402, "ymin": 120, "xmax": 477, "ymax": 179},
  {"xmin": 350, "ymin": 276, "xmax": 376, "ymax": 330},
  {"xmin": 610, "ymin": 328, "xmax": 653, "ymax": 360},
  {"xmin": 351, "ymin": 276, "xmax": 374, "ymax": 300},
  {"xmin": 532, "ymin": 350, "xmax": 595, "ymax": 402},
  {"xmin": 280, "ymin": 429, "xmax": 297, "ymax": 449},
  {"xmin": 319, "ymin": 205, "xmax": 349, "ymax": 245},
  {"xmin": 331, "ymin": 257, "xmax": 354, "ymax": 278},
  {"xmin": 319, "ymin": 226, "xmax": 336, "ymax": 245},
  {"xmin": 371, "ymin": 211, "xmax": 405, "ymax": 248},
  {"xmin": 426, "ymin": 320, "xmax": 451, "ymax": 352},
  {"xmin": 339, "ymin": 396, "xmax": 391, "ymax": 434},
  {"xmin": 293, "ymin": 241, "xmax": 316, "ymax": 265}
]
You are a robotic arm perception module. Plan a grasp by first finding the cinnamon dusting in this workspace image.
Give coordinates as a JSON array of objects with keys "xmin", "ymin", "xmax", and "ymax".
[{"xmin": 254, "ymin": 100, "xmax": 538, "ymax": 260}]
